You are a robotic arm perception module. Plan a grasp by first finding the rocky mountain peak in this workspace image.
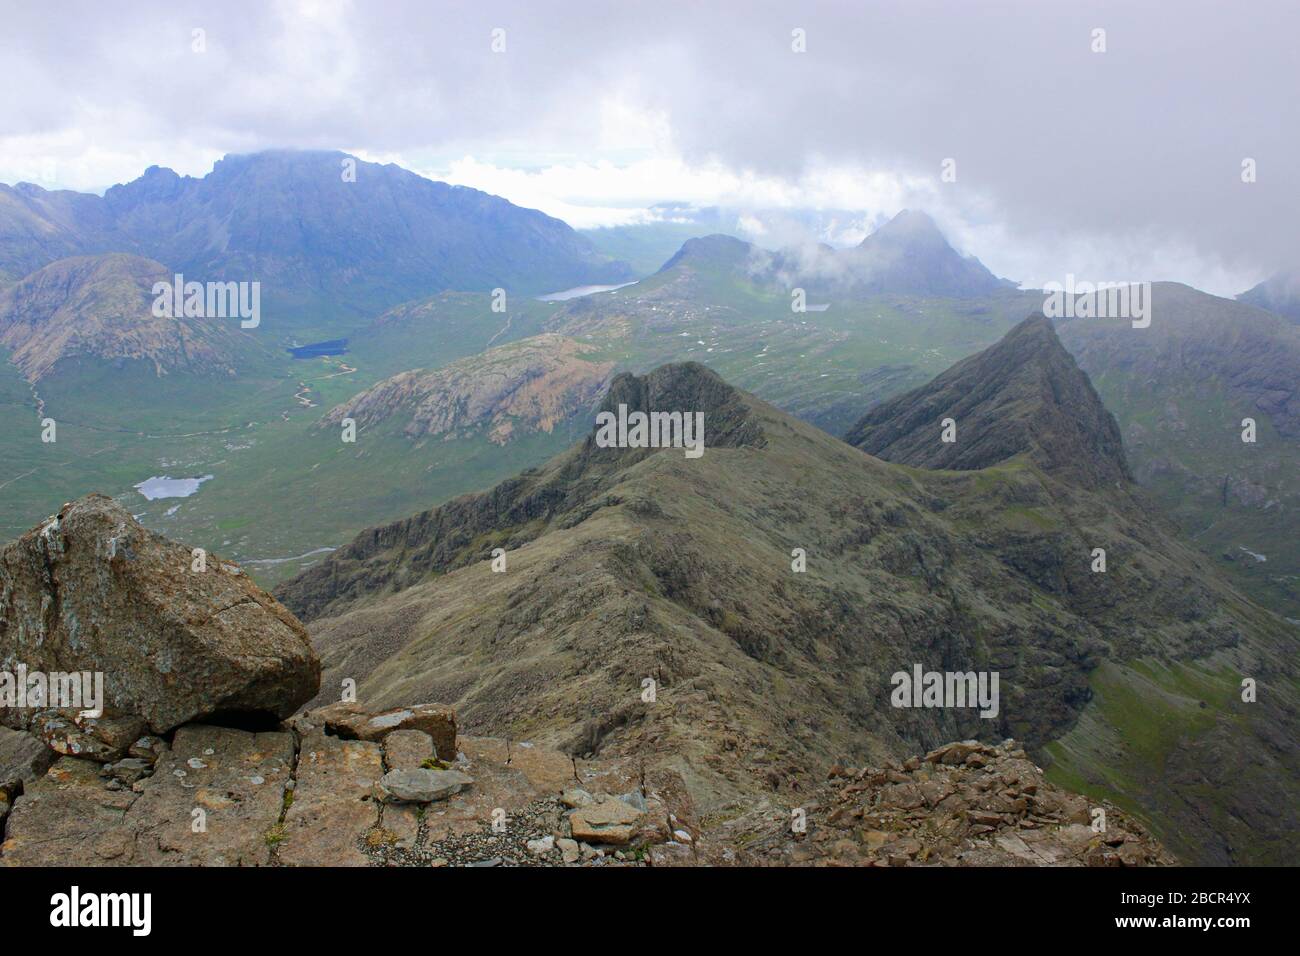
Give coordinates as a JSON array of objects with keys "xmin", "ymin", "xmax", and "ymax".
[
  {"xmin": 843, "ymin": 209, "xmax": 1012, "ymax": 297},
  {"xmin": 845, "ymin": 313, "xmax": 1132, "ymax": 485},
  {"xmin": 860, "ymin": 208, "xmax": 948, "ymax": 248},
  {"xmin": 591, "ymin": 362, "xmax": 767, "ymax": 454},
  {"xmin": 657, "ymin": 234, "xmax": 756, "ymax": 273}
]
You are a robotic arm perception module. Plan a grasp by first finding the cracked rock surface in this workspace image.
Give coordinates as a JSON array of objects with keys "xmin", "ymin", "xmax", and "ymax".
[{"xmin": 0, "ymin": 494, "xmax": 320, "ymax": 732}]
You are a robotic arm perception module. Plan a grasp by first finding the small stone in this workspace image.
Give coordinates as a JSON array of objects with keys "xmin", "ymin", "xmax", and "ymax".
[
  {"xmin": 617, "ymin": 789, "xmax": 648, "ymax": 812},
  {"xmin": 98, "ymin": 757, "xmax": 154, "ymax": 784},
  {"xmin": 560, "ymin": 788, "xmax": 594, "ymax": 808},
  {"xmin": 526, "ymin": 835, "xmax": 555, "ymax": 855},
  {"xmin": 127, "ymin": 735, "xmax": 167, "ymax": 763},
  {"xmin": 374, "ymin": 767, "xmax": 473, "ymax": 803},
  {"xmin": 557, "ymin": 837, "xmax": 580, "ymax": 864}
]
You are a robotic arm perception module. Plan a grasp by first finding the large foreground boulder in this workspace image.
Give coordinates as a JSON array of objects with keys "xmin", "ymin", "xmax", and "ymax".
[{"xmin": 0, "ymin": 494, "xmax": 320, "ymax": 732}]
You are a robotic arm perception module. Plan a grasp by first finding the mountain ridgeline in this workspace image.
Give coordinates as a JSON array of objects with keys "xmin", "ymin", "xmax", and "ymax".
[
  {"xmin": 277, "ymin": 321, "xmax": 1297, "ymax": 865},
  {"xmin": 846, "ymin": 314, "xmax": 1130, "ymax": 486},
  {"xmin": 0, "ymin": 151, "xmax": 632, "ymax": 333}
]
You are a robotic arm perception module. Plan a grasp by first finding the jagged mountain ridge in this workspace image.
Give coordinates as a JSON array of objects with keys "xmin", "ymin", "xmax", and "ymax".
[
  {"xmin": 277, "ymin": 348, "xmax": 1296, "ymax": 864},
  {"xmin": 846, "ymin": 314, "xmax": 1131, "ymax": 486}
]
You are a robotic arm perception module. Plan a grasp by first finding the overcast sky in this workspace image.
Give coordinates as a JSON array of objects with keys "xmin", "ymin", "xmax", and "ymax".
[{"xmin": 2, "ymin": 0, "xmax": 1295, "ymax": 295}]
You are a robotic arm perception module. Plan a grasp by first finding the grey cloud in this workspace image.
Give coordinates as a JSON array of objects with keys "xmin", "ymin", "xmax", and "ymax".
[{"xmin": 1, "ymin": 0, "xmax": 1295, "ymax": 288}]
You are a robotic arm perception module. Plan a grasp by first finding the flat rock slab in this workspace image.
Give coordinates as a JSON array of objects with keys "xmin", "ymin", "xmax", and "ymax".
[
  {"xmin": 507, "ymin": 742, "xmax": 576, "ymax": 793},
  {"xmin": 569, "ymin": 798, "xmax": 643, "ymax": 845},
  {"xmin": 375, "ymin": 767, "xmax": 472, "ymax": 803},
  {"xmin": 0, "ymin": 495, "xmax": 319, "ymax": 732},
  {"xmin": 0, "ymin": 758, "xmax": 140, "ymax": 865},
  {"xmin": 0, "ymin": 725, "xmax": 293, "ymax": 867},
  {"xmin": 418, "ymin": 737, "xmax": 563, "ymax": 845},
  {"xmin": 278, "ymin": 729, "xmax": 383, "ymax": 867},
  {"xmin": 125, "ymin": 725, "xmax": 293, "ymax": 866}
]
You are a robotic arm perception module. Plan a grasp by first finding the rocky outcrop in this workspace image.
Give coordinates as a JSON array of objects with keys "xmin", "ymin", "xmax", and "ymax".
[
  {"xmin": 6, "ymin": 698, "xmax": 1164, "ymax": 867},
  {"xmin": 309, "ymin": 701, "xmax": 457, "ymax": 763},
  {"xmin": 0, "ymin": 253, "xmax": 271, "ymax": 382},
  {"xmin": 705, "ymin": 740, "xmax": 1175, "ymax": 867},
  {"xmin": 0, "ymin": 699, "xmax": 700, "ymax": 868},
  {"xmin": 0, "ymin": 494, "xmax": 320, "ymax": 732},
  {"xmin": 322, "ymin": 334, "xmax": 614, "ymax": 446},
  {"xmin": 846, "ymin": 314, "xmax": 1131, "ymax": 486}
]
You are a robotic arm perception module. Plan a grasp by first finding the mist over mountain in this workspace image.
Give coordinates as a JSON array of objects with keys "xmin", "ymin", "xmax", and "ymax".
[
  {"xmin": 1238, "ymin": 270, "xmax": 1300, "ymax": 324},
  {"xmin": 656, "ymin": 210, "xmax": 1012, "ymax": 299},
  {"xmin": 838, "ymin": 210, "xmax": 1014, "ymax": 297}
]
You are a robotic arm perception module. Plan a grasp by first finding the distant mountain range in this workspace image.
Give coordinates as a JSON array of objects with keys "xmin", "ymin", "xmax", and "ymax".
[
  {"xmin": 0, "ymin": 164, "xmax": 1293, "ymax": 624},
  {"xmin": 660, "ymin": 210, "xmax": 1014, "ymax": 299},
  {"xmin": 0, "ymin": 151, "xmax": 633, "ymax": 335},
  {"xmin": 276, "ymin": 329, "xmax": 1297, "ymax": 865}
]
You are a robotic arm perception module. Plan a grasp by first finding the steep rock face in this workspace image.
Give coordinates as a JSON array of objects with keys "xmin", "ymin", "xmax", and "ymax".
[
  {"xmin": 846, "ymin": 314, "xmax": 1131, "ymax": 486},
  {"xmin": 1060, "ymin": 284, "xmax": 1300, "ymax": 441},
  {"xmin": 0, "ymin": 183, "xmax": 128, "ymax": 282},
  {"xmin": 0, "ymin": 253, "xmax": 271, "ymax": 382},
  {"xmin": 0, "ymin": 494, "xmax": 319, "ymax": 732},
  {"xmin": 277, "ymin": 361, "xmax": 1294, "ymax": 864},
  {"xmin": 321, "ymin": 334, "xmax": 614, "ymax": 446}
]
